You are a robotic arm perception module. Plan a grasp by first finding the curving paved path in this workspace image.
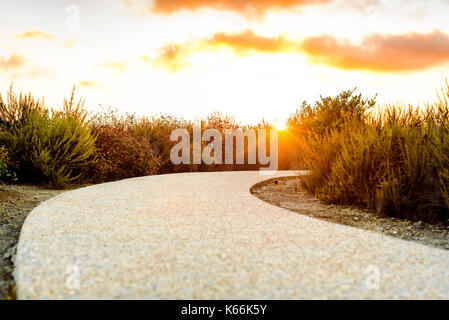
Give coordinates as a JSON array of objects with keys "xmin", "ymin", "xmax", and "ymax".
[{"xmin": 15, "ymin": 171, "xmax": 449, "ymax": 299}]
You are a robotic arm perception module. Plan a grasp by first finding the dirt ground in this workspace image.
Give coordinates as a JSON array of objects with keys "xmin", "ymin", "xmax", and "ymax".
[
  {"xmin": 0, "ymin": 184, "xmax": 64, "ymax": 299},
  {"xmin": 251, "ymin": 176, "xmax": 449, "ymax": 251}
]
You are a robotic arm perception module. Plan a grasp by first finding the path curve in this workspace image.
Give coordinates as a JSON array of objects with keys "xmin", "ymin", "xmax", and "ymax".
[{"xmin": 15, "ymin": 171, "xmax": 449, "ymax": 299}]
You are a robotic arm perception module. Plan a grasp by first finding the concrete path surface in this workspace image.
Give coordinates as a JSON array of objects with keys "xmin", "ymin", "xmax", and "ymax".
[{"xmin": 14, "ymin": 171, "xmax": 449, "ymax": 299}]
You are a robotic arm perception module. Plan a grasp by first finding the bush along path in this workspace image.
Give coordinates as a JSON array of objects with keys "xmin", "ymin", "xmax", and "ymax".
[
  {"xmin": 14, "ymin": 171, "xmax": 449, "ymax": 299},
  {"xmin": 286, "ymin": 87, "xmax": 449, "ymax": 223}
]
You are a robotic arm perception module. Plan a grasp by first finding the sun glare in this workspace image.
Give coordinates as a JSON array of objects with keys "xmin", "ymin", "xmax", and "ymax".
[{"xmin": 274, "ymin": 118, "xmax": 288, "ymax": 131}]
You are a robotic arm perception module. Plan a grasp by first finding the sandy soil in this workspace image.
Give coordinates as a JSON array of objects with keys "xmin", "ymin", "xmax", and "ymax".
[
  {"xmin": 251, "ymin": 176, "xmax": 449, "ymax": 251},
  {"xmin": 0, "ymin": 184, "xmax": 64, "ymax": 299}
]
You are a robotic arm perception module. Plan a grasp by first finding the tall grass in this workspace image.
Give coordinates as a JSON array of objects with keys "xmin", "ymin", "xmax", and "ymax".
[{"xmin": 291, "ymin": 84, "xmax": 449, "ymax": 223}]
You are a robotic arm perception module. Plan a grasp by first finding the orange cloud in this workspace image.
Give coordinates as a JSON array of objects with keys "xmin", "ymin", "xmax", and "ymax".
[
  {"xmin": 151, "ymin": 0, "xmax": 329, "ymax": 14},
  {"xmin": 0, "ymin": 54, "xmax": 25, "ymax": 69},
  {"xmin": 208, "ymin": 30, "xmax": 291, "ymax": 53},
  {"xmin": 15, "ymin": 30, "xmax": 53, "ymax": 39},
  {"xmin": 144, "ymin": 44, "xmax": 193, "ymax": 71},
  {"xmin": 301, "ymin": 31, "xmax": 449, "ymax": 72},
  {"xmin": 148, "ymin": 30, "xmax": 292, "ymax": 71},
  {"xmin": 151, "ymin": 29, "xmax": 449, "ymax": 73}
]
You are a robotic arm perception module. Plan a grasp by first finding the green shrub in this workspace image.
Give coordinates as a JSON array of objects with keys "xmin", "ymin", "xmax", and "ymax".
[
  {"xmin": 0, "ymin": 84, "xmax": 47, "ymax": 127},
  {"xmin": 288, "ymin": 89, "xmax": 376, "ymax": 137},
  {"xmin": 311, "ymin": 120, "xmax": 385, "ymax": 208},
  {"xmin": 11, "ymin": 112, "xmax": 95, "ymax": 188},
  {"xmin": 375, "ymin": 119, "xmax": 444, "ymax": 222},
  {"xmin": 0, "ymin": 86, "xmax": 95, "ymax": 188},
  {"xmin": 0, "ymin": 145, "xmax": 17, "ymax": 182},
  {"xmin": 286, "ymin": 89, "xmax": 376, "ymax": 169},
  {"xmin": 294, "ymin": 86, "xmax": 449, "ymax": 223},
  {"xmin": 436, "ymin": 129, "xmax": 449, "ymax": 213}
]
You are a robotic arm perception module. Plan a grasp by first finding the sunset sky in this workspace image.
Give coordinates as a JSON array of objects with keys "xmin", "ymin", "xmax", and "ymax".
[{"xmin": 1, "ymin": 0, "xmax": 449, "ymax": 125}]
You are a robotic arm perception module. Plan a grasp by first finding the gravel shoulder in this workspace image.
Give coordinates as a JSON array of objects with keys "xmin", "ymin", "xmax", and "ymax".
[
  {"xmin": 251, "ymin": 176, "xmax": 449, "ymax": 251},
  {"xmin": 0, "ymin": 184, "xmax": 64, "ymax": 299}
]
